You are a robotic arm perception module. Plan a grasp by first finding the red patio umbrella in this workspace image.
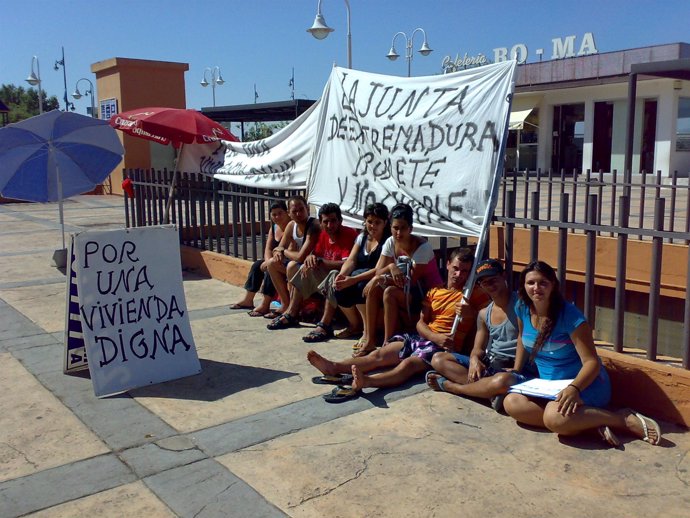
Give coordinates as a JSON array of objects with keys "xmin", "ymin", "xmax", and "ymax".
[
  {"xmin": 110, "ymin": 107, "xmax": 238, "ymax": 222},
  {"xmin": 110, "ymin": 107, "xmax": 238, "ymax": 146}
]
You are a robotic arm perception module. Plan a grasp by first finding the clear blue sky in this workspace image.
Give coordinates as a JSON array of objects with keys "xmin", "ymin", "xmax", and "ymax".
[{"xmin": 3, "ymin": 0, "xmax": 689, "ymax": 117}]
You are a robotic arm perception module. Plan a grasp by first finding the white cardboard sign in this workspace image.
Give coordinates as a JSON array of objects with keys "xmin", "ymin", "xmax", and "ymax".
[{"xmin": 74, "ymin": 226, "xmax": 201, "ymax": 397}]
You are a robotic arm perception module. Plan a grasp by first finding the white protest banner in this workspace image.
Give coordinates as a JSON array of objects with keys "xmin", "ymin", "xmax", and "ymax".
[
  {"xmin": 74, "ymin": 226, "xmax": 201, "ymax": 397},
  {"xmin": 176, "ymin": 141, "xmax": 228, "ymax": 175},
  {"xmin": 207, "ymin": 101, "xmax": 321, "ymax": 188},
  {"xmin": 307, "ymin": 61, "xmax": 516, "ymax": 237}
]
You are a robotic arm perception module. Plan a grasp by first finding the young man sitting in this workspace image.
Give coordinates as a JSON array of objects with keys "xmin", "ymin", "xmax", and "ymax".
[
  {"xmin": 266, "ymin": 195, "xmax": 321, "ymax": 319},
  {"xmin": 268, "ymin": 203, "xmax": 357, "ymax": 332},
  {"xmin": 307, "ymin": 247, "xmax": 489, "ymax": 402},
  {"xmin": 426, "ymin": 258, "xmax": 536, "ymax": 411}
]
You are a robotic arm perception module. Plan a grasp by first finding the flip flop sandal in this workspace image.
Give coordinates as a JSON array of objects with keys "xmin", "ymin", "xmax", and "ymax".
[
  {"xmin": 229, "ymin": 303, "xmax": 253, "ymax": 310},
  {"xmin": 351, "ymin": 339, "xmax": 365, "ymax": 353},
  {"xmin": 335, "ymin": 327, "xmax": 362, "ymax": 340},
  {"xmin": 263, "ymin": 310, "xmax": 283, "ymax": 319},
  {"xmin": 633, "ymin": 412, "xmax": 662, "ymax": 445},
  {"xmin": 425, "ymin": 371, "xmax": 449, "ymax": 392},
  {"xmin": 302, "ymin": 321, "xmax": 334, "ymax": 343},
  {"xmin": 266, "ymin": 313, "xmax": 298, "ymax": 330},
  {"xmin": 598, "ymin": 425, "xmax": 621, "ymax": 447},
  {"xmin": 247, "ymin": 309, "xmax": 267, "ymax": 317},
  {"xmin": 311, "ymin": 374, "xmax": 354, "ymax": 385},
  {"xmin": 323, "ymin": 385, "xmax": 359, "ymax": 403}
]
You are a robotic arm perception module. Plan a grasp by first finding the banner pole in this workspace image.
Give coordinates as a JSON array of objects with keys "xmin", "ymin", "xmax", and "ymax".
[{"xmin": 450, "ymin": 82, "xmax": 516, "ymax": 337}]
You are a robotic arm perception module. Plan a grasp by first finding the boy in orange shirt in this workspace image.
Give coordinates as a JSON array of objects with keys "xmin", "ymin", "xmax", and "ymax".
[{"xmin": 307, "ymin": 247, "xmax": 489, "ymax": 402}]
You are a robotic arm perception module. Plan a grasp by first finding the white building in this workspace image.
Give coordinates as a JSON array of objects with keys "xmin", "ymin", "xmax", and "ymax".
[{"xmin": 504, "ymin": 42, "xmax": 690, "ymax": 177}]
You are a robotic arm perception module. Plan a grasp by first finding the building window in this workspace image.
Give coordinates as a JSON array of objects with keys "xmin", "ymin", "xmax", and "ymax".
[
  {"xmin": 505, "ymin": 108, "xmax": 539, "ymax": 172},
  {"xmin": 677, "ymin": 97, "xmax": 690, "ymax": 152}
]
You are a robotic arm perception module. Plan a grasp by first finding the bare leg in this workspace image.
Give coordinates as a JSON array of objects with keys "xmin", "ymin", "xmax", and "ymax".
[
  {"xmin": 430, "ymin": 352, "xmax": 469, "ymax": 384},
  {"xmin": 503, "ymin": 393, "xmax": 548, "ymax": 427},
  {"xmin": 351, "ymin": 356, "xmax": 429, "ymax": 390},
  {"xmin": 233, "ymin": 291, "xmax": 257, "ymax": 307},
  {"xmin": 267, "ymin": 260, "xmax": 289, "ymax": 312},
  {"xmin": 356, "ymin": 303, "xmax": 366, "ymax": 336},
  {"xmin": 543, "ymin": 404, "xmax": 661, "ymax": 444},
  {"xmin": 339, "ymin": 305, "xmax": 362, "ymax": 332},
  {"xmin": 307, "ymin": 303, "xmax": 338, "ymax": 337},
  {"xmin": 253, "ymin": 293, "xmax": 272, "ymax": 314},
  {"xmin": 284, "ymin": 261, "xmax": 303, "ymax": 317},
  {"xmin": 382, "ymin": 285, "xmax": 406, "ymax": 344},
  {"xmin": 359, "ymin": 284, "xmax": 384, "ymax": 353},
  {"xmin": 432, "ymin": 372, "xmax": 517, "ymax": 399},
  {"xmin": 307, "ymin": 341, "xmax": 404, "ymax": 376}
]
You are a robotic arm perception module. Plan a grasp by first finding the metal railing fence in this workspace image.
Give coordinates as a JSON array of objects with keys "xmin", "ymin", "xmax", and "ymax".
[{"xmin": 123, "ymin": 167, "xmax": 690, "ymax": 368}]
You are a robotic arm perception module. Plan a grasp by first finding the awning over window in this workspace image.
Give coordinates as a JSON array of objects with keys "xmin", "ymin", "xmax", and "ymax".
[{"xmin": 509, "ymin": 108, "xmax": 535, "ymax": 130}]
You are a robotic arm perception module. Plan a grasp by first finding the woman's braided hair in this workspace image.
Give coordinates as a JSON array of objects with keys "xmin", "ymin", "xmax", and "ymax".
[{"xmin": 518, "ymin": 260, "xmax": 564, "ymax": 363}]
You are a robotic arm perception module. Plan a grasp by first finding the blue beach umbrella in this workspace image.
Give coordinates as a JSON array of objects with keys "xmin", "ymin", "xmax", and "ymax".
[{"xmin": 0, "ymin": 110, "xmax": 124, "ymax": 249}]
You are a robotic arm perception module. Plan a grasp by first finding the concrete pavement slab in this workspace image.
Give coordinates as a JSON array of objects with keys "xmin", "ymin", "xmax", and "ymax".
[
  {"xmin": 144, "ymin": 458, "xmax": 286, "ymax": 518},
  {"xmin": 0, "ymin": 230, "xmax": 71, "ymax": 254},
  {"xmin": 24, "ymin": 481, "xmax": 175, "ymax": 518},
  {"xmin": 0, "ymin": 282, "xmax": 66, "ymax": 333},
  {"xmin": 0, "ymin": 454, "xmax": 135, "ymax": 517},
  {"xmin": 0, "ymin": 220, "xmax": 52, "ymax": 232},
  {"xmin": 0, "ymin": 299, "xmax": 48, "ymax": 346},
  {"xmin": 129, "ymin": 313, "xmax": 356, "ymax": 433},
  {"xmin": 0, "ymin": 332, "xmax": 61, "ymax": 353},
  {"xmin": 191, "ymin": 381, "xmax": 428, "ymax": 458},
  {"xmin": 12, "ymin": 345, "xmax": 179, "ymax": 451},
  {"xmin": 0, "ymin": 252, "xmax": 66, "ymax": 284},
  {"xmin": 118, "ymin": 437, "xmax": 207, "ymax": 479},
  {"xmin": 180, "ymin": 274, "xmax": 242, "ymax": 311},
  {"xmin": 0, "ymin": 354, "xmax": 109, "ymax": 483},
  {"xmin": 218, "ymin": 390, "xmax": 690, "ymax": 518}
]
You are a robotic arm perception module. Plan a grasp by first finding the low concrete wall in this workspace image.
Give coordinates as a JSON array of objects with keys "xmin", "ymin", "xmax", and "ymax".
[
  {"xmin": 180, "ymin": 245, "xmax": 251, "ymax": 286},
  {"xmin": 179, "ymin": 245, "xmax": 690, "ymax": 428},
  {"xmin": 599, "ymin": 349, "xmax": 690, "ymax": 427}
]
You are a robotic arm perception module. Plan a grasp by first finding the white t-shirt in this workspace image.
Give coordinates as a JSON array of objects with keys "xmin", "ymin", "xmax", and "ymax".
[{"xmin": 381, "ymin": 236, "xmax": 435, "ymax": 264}]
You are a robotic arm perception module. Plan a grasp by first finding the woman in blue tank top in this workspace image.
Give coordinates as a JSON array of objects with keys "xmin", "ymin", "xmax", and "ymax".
[{"xmin": 503, "ymin": 261, "xmax": 662, "ymax": 447}]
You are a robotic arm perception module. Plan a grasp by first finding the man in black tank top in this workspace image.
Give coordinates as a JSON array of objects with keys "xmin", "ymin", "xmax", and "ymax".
[
  {"xmin": 268, "ymin": 203, "xmax": 357, "ymax": 331},
  {"xmin": 266, "ymin": 196, "xmax": 321, "ymax": 319}
]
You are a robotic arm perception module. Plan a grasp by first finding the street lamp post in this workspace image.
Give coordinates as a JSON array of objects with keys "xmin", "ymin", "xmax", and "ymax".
[
  {"xmin": 307, "ymin": 0, "xmax": 352, "ymax": 69},
  {"xmin": 25, "ymin": 56, "xmax": 43, "ymax": 114},
  {"xmin": 386, "ymin": 28, "xmax": 433, "ymax": 77},
  {"xmin": 72, "ymin": 78, "xmax": 96, "ymax": 118},
  {"xmin": 54, "ymin": 46, "xmax": 74, "ymax": 112},
  {"xmin": 200, "ymin": 66, "xmax": 225, "ymax": 107}
]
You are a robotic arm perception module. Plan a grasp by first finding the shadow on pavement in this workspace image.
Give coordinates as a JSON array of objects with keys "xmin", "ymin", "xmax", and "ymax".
[{"xmin": 128, "ymin": 358, "xmax": 298, "ymax": 401}]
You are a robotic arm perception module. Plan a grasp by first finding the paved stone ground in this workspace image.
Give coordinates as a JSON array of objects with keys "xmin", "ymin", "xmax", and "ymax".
[{"xmin": 1, "ymin": 195, "xmax": 689, "ymax": 518}]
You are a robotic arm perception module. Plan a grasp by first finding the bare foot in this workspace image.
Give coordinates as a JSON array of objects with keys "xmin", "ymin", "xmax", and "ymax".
[
  {"xmin": 426, "ymin": 372, "xmax": 446, "ymax": 392},
  {"xmin": 352, "ymin": 341, "xmax": 376, "ymax": 358},
  {"xmin": 622, "ymin": 409, "xmax": 662, "ymax": 445},
  {"xmin": 351, "ymin": 364, "xmax": 367, "ymax": 391},
  {"xmin": 306, "ymin": 350, "xmax": 340, "ymax": 377},
  {"xmin": 230, "ymin": 298, "xmax": 254, "ymax": 309}
]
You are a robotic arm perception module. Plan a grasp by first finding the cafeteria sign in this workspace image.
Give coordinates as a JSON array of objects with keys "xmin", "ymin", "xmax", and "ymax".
[{"xmin": 73, "ymin": 226, "xmax": 201, "ymax": 397}]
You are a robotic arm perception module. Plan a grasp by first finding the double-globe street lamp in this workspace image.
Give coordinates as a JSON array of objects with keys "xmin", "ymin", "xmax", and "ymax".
[
  {"xmin": 72, "ymin": 78, "xmax": 96, "ymax": 118},
  {"xmin": 307, "ymin": 0, "xmax": 352, "ymax": 69},
  {"xmin": 25, "ymin": 56, "xmax": 43, "ymax": 114},
  {"xmin": 200, "ymin": 66, "xmax": 225, "ymax": 107},
  {"xmin": 386, "ymin": 28, "xmax": 433, "ymax": 77}
]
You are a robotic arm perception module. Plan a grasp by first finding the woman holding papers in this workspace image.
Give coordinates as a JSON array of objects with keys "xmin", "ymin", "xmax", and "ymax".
[{"xmin": 503, "ymin": 260, "xmax": 662, "ymax": 447}]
